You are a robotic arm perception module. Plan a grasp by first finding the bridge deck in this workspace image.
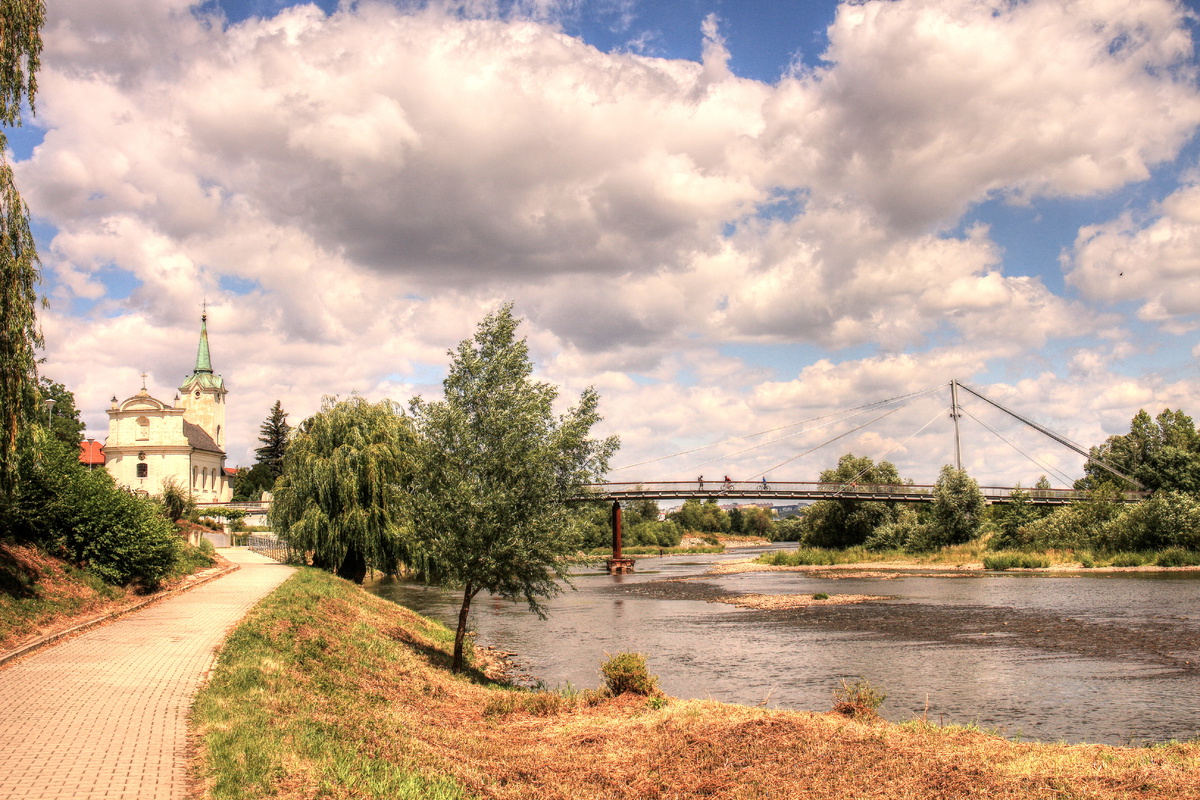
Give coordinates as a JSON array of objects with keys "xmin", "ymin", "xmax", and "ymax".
[{"xmin": 578, "ymin": 481, "xmax": 1145, "ymax": 505}]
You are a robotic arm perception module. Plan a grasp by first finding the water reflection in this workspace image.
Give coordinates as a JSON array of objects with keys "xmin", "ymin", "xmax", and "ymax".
[{"xmin": 367, "ymin": 547, "xmax": 1200, "ymax": 745}]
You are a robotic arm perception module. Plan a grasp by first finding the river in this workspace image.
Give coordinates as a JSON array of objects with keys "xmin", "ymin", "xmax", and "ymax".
[{"xmin": 365, "ymin": 546, "xmax": 1200, "ymax": 746}]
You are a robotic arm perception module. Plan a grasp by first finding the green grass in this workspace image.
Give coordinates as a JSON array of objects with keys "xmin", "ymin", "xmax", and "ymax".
[
  {"xmin": 192, "ymin": 569, "xmax": 469, "ymax": 800},
  {"xmin": 0, "ymin": 543, "xmax": 126, "ymax": 648},
  {"xmin": 982, "ymin": 552, "xmax": 1051, "ymax": 571}
]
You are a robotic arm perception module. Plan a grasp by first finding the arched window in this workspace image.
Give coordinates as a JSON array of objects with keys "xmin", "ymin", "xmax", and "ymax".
[
  {"xmin": 136, "ymin": 416, "xmax": 150, "ymax": 441},
  {"xmin": 202, "ymin": 467, "xmax": 208, "ymax": 490},
  {"xmin": 216, "ymin": 425, "xmax": 222, "ymax": 444},
  {"xmin": 192, "ymin": 466, "xmax": 198, "ymax": 488},
  {"xmin": 136, "ymin": 463, "xmax": 148, "ymax": 478}
]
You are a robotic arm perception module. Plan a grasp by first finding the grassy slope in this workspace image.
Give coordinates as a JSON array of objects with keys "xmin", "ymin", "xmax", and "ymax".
[
  {"xmin": 0, "ymin": 541, "xmax": 126, "ymax": 650},
  {"xmin": 191, "ymin": 569, "xmax": 1199, "ymax": 800},
  {"xmin": 0, "ymin": 539, "xmax": 217, "ymax": 652}
]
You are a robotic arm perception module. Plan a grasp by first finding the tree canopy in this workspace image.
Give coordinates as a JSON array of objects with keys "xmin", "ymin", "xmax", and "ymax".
[
  {"xmin": 801, "ymin": 454, "xmax": 907, "ymax": 548},
  {"xmin": 0, "ymin": 0, "xmax": 45, "ymax": 502},
  {"xmin": 39, "ymin": 377, "xmax": 86, "ymax": 446},
  {"xmin": 1078, "ymin": 409, "xmax": 1200, "ymax": 495},
  {"xmin": 271, "ymin": 396, "xmax": 417, "ymax": 584},
  {"xmin": 409, "ymin": 305, "xmax": 618, "ymax": 672}
]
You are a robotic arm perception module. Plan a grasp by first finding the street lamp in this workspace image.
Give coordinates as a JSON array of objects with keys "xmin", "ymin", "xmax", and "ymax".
[
  {"xmin": 86, "ymin": 437, "xmax": 96, "ymax": 471},
  {"xmin": 43, "ymin": 398, "xmax": 55, "ymax": 426}
]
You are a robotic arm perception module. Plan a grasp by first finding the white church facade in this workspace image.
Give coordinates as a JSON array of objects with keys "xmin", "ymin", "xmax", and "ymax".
[{"xmin": 103, "ymin": 314, "xmax": 233, "ymax": 503}]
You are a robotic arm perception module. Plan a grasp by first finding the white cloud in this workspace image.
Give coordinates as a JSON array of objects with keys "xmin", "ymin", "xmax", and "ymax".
[
  {"xmin": 17, "ymin": 0, "xmax": 1200, "ymax": 475},
  {"xmin": 1066, "ymin": 181, "xmax": 1200, "ymax": 330}
]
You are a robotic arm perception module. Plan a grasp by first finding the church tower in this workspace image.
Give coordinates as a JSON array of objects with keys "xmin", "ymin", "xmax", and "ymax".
[{"xmin": 178, "ymin": 312, "xmax": 228, "ymax": 449}]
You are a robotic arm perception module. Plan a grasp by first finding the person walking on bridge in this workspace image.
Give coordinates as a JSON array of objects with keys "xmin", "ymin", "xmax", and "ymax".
[{"xmin": 697, "ymin": 475, "xmax": 704, "ymax": 490}]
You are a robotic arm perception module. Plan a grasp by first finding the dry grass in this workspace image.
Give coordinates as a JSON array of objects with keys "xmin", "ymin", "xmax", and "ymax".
[
  {"xmin": 0, "ymin": 541, "xmax": 128, "ymax": 651},
  {"xmin": 191, "ymin": 569, "xmax": 1200, "ymax": 800}
]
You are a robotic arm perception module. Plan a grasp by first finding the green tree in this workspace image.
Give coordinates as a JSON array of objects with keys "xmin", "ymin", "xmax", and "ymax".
[
  {"xmin": 1079, "ymin": 409, "xmax": 1200, "ymax": 494},
  {"xmin": 231, "ymin": 463, "xmax": 273, "ymax": 501},
  {"xmin": 39, "ymin": 377, "xmax": 86, "ymax": 446},
  {"xmin": 254, "ymin": 400, "xmax": 291, "ymax": 481},
  {"xmin": 409, "ymin": 306, "xmax": 618, "ymax": 673},
  {"xmin": 801, "ymin": 454, "xmax": 907, "ymax": 548},
  {"xmin": 922, "ymin": 465, "xmax": 985, "ymax": 549},
  {"xmin": 0, "ymin": 0, "xmax": 45, "ymax": 502},
  {"xmin": 668, "ymin": 497, "xmax": 730, "ymax": 533},
  {"xmin": 270, "ymin": 396, "xmax": 417, "ymax": 583}
]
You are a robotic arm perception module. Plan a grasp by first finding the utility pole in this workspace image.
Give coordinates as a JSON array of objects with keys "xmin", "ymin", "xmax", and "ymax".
[{"xmin": 950, "ymin": 379, "xmax": 963, "ymax": 471}]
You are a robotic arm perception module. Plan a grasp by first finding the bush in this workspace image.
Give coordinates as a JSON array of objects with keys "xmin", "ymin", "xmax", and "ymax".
[
  {"xmin": 832, "ymin": 677, "xmax": 886, "ymax": 720},
  {"xmin": 1109, "ymin": 552, "xmax": 1145, "ymax": 567},
  {"xmin": 757, "ymin": 548, "xmax": 836, "ymax": 566},
  {"xmin": 812, "ymin": 592, "xmax": 830, "ymax": 600},
  {"xmin": 600, "ymin": 652, "xmax": 661, "ymax": 697},
  {"xmin": 1102, "ymin": 492, "xmax": 1200, "ymax": 552},
  {"xmin": 1156, "ymin": 548, "xmax": 1200, "ymax": 567},
  {"xmin": 6, "ymin": 441, "xmax": 181, "ymax": 589},
  {"xmin": 983, "ymin": 552, "xmax": 1050, "ymax": 570}
]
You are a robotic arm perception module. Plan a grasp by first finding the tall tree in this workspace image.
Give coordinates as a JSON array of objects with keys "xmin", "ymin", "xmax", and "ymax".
[
  {"xmin": 255, "ymin": 400, "xmax": 292, "ymax": 480},
  {"xmin": 1079, "ymin": 409, "xmax": 1200, "ymax": 494},
  {"xmin": 927, "ymin": 464, "xmax": 985, "ymax": 548},
  {"xmin": 409, "ymin": 306, "xmax": 618, "ymax": 673},
  {"xmin": 802, "ymin": 453, "xmax": 907, "ymax": 548},
  {"xmin": 0, "ymin": 0, "xmax": 45, "ymax": 501},
  {"xmin": 270, "ymin": 397, "xmax": 417, "ymax": 583},
  {"xmin": 39, "ymin": 377, "xmax": 86, "ymax": 446}
]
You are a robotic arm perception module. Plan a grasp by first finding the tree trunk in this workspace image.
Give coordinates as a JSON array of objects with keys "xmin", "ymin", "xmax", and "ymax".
[
  {"xmin": 452, "ymin": 582, "xmax": 476, "ymax": 674},
  {"xmin": 336, "ymin": 542, "xmax": 367, "ymax": 584}
]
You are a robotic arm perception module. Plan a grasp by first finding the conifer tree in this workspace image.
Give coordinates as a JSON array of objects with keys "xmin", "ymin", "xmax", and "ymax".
[
  {"xmin": 0, "ymin": 0, "xmax": 45, "ymax": 501},
  {"xmin": 255, "ymin": 400, "xmax": 291, "ymax": 479}
]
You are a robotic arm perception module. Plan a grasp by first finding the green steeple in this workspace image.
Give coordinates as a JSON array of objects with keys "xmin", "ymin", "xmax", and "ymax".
[
  {"xmin": 195, "ymin": 313, "xmax": 213, "ymax": 373},
  {"xmin": 180, "ymin": 312, "xmax": 225, "ymax": 393}
]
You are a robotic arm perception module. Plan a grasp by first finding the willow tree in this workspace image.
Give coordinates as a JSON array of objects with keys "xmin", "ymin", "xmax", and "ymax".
[
  {"xmin": 0, "ymin": 0, "xmax": 45, "ymax": 501},
  {"xmin": 270, "ymin": 396, "xmax": 417, "ymax": 583},
  {"xmin": 410, "ymin": 305, "xmax": 619, "ymax": 673}
]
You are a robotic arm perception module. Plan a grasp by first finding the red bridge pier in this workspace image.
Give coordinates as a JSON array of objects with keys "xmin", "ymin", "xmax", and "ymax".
[{"xmin": 606, "ymin": 500, "xmax": 634, "ymax": 575}]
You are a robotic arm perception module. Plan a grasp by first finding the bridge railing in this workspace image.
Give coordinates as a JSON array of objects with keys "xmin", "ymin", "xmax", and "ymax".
[{"xmin": 576, "ymin": 481, "xmax": 1146, "ymax": 504}]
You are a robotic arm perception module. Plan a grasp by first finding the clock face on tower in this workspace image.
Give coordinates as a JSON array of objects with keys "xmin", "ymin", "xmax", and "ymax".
[{"xmin": 195, "ymin": 390, "xmax": 201, "ymax": 398}]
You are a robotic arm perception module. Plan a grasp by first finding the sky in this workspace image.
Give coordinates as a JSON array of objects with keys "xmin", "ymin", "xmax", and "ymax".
[{"xmin": 17, "ymin": 0, "xmax": 1200, "ymax": 487}]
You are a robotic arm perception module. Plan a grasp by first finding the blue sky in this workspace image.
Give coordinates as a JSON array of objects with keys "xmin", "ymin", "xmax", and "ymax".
[{"xmin": 20, "ymin": 0, "xmax": 1200, "ymax": 483}]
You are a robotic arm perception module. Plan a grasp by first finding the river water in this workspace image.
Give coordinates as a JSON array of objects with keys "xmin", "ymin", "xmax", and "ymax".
[{"xmin": 365, "ymin": 546, "xmax": 1200, "ymax": 746}]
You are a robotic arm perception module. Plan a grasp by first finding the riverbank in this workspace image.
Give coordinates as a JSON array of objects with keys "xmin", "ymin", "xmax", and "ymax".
[{"xmin": 191, "ymin": 568, "xmax": 1200, "ymax": 799}]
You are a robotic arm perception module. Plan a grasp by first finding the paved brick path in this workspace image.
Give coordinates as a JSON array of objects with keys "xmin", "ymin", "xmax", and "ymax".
[{"xmin": 0, "ymin": 548, "xmax": 294, "ymax": 800}]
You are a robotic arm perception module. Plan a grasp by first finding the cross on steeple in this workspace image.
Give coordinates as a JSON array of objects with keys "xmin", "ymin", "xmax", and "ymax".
[{"xmin": 140, "ymin": 372, "xmax": 148, "ymax": 391}]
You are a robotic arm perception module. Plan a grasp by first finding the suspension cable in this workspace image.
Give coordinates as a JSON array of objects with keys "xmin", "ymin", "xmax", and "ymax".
[
  {"xmin": 832, "ymin": 404, "xmax": 950, "ymax": 495},
  {"xmin": 958, "ymin": 406, "xmax": 1076, "ymax": 487},
  {"xmin": 609, "ymin": 384, "xmax": 944, "ymax": 473}
]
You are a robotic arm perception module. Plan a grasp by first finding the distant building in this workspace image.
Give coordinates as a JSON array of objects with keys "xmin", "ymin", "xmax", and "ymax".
[
  {"xmin": 78, "ymin": 439, "xmax": 105, "ymax": 468},
  {"xmin": 103, "ymin": 313, "xmax": 232, "ymax": 502}
]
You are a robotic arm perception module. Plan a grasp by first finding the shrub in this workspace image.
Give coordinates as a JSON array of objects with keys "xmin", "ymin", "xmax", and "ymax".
[
  {"xmin": 812, "ymin": 592, "xmax": 830, "ymax": 600},
  {"xmin": 757, "ymin": 548, "xmax": 837, "ymax": 566},
  {"xmin": 1109, "ymin": 552, "xmax": 1145, "ymax": 567},
  {"xmin": 1156, "ymin": 548, "xmax": 1200, "ymax": 567},
  {"xmin": 983, "ymin": 552, "xmax": 1050, "ymax": 570},
  {"xmin": 600, "ymin": 652, "xmax": 661, "ymax": 697},
  {"xmin": 832, "ymin": 677, "xmax": 886, "ymax": 720},
  {"xmin": 1102, "ymin": 492, "xmax": 1200, "ymax": 552}
]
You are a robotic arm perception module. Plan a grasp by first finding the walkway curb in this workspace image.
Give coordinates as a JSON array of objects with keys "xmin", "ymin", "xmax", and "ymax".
[{"xmin": 0, "ymin": 562, "xmax": 240, "ymax": 668}]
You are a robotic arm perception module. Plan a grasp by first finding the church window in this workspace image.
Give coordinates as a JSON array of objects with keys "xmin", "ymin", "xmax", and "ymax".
[
  {"xmin": 192, "ymin": 466, "xmax": 198, "ymax": 488},
  {"xmin": 216, "ymin": 425, "xmax": 221, "ymax": 443},
  {"xmin": 195, "ymin": 390, "xmax": 201, "ymax": 399},
  {"xmin": 136, "ymin": 416, "xmax": 150, "ymax": 441},
  {"xmin": 202, "ymin": 467, "xmax": 208, "ymax": 490},
  {"xmin": 136, "ymin": 463, "xmax": 148, "ymax": 478}
]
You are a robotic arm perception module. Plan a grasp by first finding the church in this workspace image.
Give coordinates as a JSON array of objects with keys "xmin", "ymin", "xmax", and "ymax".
[{"xmin": 103, "ymin": 313, "xmax": 233, "ymax": 503}]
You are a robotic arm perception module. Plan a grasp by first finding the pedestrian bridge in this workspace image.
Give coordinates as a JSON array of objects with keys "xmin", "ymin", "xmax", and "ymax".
[{"xmin": 577, "ymin": 480, "xmax": 1146, "ymax": 505}]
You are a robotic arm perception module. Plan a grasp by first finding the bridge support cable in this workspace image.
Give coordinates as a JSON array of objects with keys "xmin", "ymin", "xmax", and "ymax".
[
  {"xmin": 757, "ymin": 389, "xmax": 939, "ymax": 477},
  {"xmin": 608, "ymin": 384, "xmax": 945, "ymax": 475},
  {"xmin": 833, "ymin": 404, "xmax": 952, "ymax": 496},
  {"xmin": 956, "ymin": 382, "xmax": 1144, "ymax": 489},
  {"xmin": 957, "ymin": 405, "xmax": 1076, "ymax": 487},
  {"xmin": 648, "ymin": 385, "xmax": 944, "ymax": 481}
]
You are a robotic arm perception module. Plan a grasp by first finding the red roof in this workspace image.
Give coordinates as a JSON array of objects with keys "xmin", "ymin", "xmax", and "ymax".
[{"xmin": 78, "ymin": 440, "xmax": 105, "ymax": 466}]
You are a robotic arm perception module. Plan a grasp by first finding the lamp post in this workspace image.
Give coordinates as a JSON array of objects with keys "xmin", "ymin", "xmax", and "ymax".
[
  {"xmin": 43, "ymin": 398, "xmax": 55, "ymax": 427},
  {"xmin": 86, "ymin": 437, "xmax": 96, "ymax": 470}
]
